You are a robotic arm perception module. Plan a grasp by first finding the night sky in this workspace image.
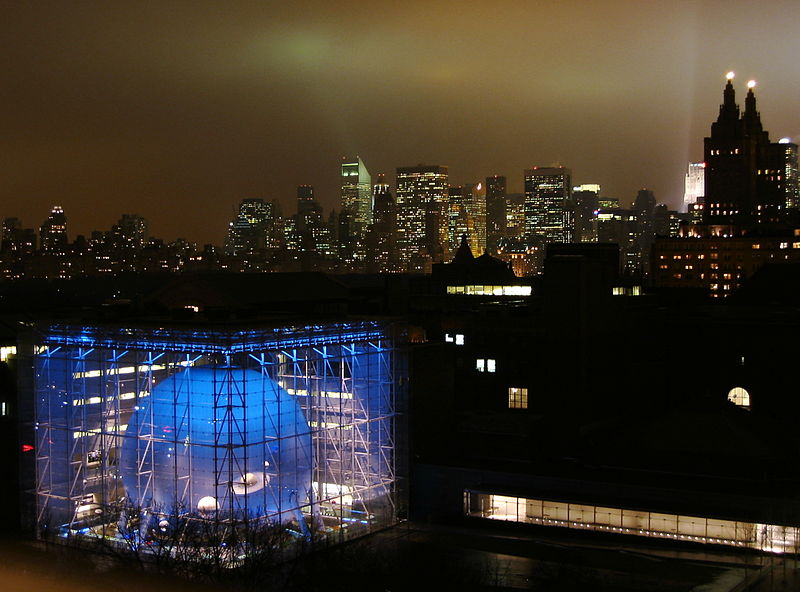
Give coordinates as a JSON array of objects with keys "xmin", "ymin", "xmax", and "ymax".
[{"xmin": 5, "ymin": 1, "xmax": 800, "ymax": 245}]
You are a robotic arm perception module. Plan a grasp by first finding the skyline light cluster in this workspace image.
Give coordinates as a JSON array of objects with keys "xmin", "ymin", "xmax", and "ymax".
[{"xmin": 3, "ymin": 2, "xmax": 800, "ymax": 244}]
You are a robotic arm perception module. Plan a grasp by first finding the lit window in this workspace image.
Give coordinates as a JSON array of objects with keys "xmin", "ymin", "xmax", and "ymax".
[
  {"xmin": 0, "ymin": 401, "xmax": 6, "ymax": 416},
  {"xmin": 487, "ymin": 359, "xmax": 496, "ymax": 373},
  {"xmin": 727, "ymin": 387, "xmax": 751, "ymax": 409},
  {"xmin": 752, "ymin": 244, "xmax": 761, "ymax": 250},
  {"xmin": 508, "ymin": 387, "xmax": 528, "ymax": 409},
  {"xmin": 0, "ymin": 346, "xmax": 15, "ymax": 362},
  {"xmin": 780, "ymin": 242, "xmax": 789, "ymax": 249},
  {"xmin": 455, "ymin": 334, "xmax": 465, "ymax": 345},
  {"xmin": 476, "ymin": 359, "xmax": 485, "ymax": 372},
  {"xmin": 445, "ymin": 333, "xmax": 454, "ymax": 343}
]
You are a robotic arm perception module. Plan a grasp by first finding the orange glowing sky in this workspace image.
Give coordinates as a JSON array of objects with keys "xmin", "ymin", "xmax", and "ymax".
[{"xmin": 3, "ymin": 1, "xmax": 800, "ymax": 244}]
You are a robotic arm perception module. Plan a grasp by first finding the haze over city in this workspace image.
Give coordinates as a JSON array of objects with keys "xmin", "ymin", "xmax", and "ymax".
[{"xmin": 4, "ymin": 0, "xmax": 800, "ymax": 244}]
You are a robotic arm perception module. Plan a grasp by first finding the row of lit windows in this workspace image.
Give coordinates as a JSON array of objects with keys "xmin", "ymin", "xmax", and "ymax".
[
  {"xmin": 464, "ymin": 492, "xmax": 799, "ymax": 554},
  {"xmin": 446, "ymin": 285, "xmax": 532, "ymax": 297}
]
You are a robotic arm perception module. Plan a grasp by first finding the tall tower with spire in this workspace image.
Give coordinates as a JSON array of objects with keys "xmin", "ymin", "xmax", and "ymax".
[{"xmin": 703, "ymin": 73, "xmax": 785, "ymax": 227}]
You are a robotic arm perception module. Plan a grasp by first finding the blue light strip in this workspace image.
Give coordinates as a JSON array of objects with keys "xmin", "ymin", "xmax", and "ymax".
[{"xmin": 37, "ymin": 321, "xmax": 391, "ymax": 354}]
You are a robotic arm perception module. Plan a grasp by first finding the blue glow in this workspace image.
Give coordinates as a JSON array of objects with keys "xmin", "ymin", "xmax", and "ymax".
[
  {"xmin": 120, "ymin": 367, "xmax": 311, "ymax": 522},
  {"xmin": 41, "ymin": 322, "xmax": 387, "ymax": 354},
  {"xmin": 30, "ymin": 319, "xmax": 402, "ymax": 548}
]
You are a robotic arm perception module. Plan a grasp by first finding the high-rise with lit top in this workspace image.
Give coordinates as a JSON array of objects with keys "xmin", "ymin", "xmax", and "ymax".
[{"xmin": 703, "ymin": 73, "xmax": 785, "ymax": 226}]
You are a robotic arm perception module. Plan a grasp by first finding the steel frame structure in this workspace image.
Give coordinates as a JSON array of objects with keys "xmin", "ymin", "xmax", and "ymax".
[{"xmin": 23, "ymin": 319, "xmax": 403, "ymax": 550}]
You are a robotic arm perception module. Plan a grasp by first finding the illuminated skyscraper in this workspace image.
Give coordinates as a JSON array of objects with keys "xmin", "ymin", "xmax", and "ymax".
[
  {"xmin": 683, "ymin": 162, "xmax": 705, "ymax": 213},
  {"xmin": 464, "ymin": 181, "xmax": 486, "ymax": 255},
  {"xmin": 340, "ymin": 156, "xmax": 372, "ymax": 259},
  {"xmin": 295, "ymin": 186, "xmax": 335, "ymax": 257},
  {"xmin": 776, "ymin": 138, "xmax": 799, "ymax": 210},
  {"xmin": 396, "ymin": 165, "xmax": 449, "ymax": 269},
  {"xmin": 112, "ymin": 214, "xmax": 149, "ymax": 251},
  {"xmin": 224, "ymin": 199, "xmax": 274, "ymax": 256},
  {"xmin": 524, "ymin": 167, "xmax": 572, "ymax": 242},
  {"xmin": 39, "ymin": 206, "xmax": 68, "ymax": 253},
  {"xmin": 449, "ymin": 183, "xmax": 486, "ymax": 256}
]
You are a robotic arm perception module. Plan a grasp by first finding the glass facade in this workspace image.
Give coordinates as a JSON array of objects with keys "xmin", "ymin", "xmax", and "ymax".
[
  {"xmin": 22, "ymin": 320, "xmax": 404, "ymax": 555},
  {"xmin": 446, "ymin": 285, "xmax": 532, "ymax": 296},
  {"xmin": 465, "ymin": 492, "xmax": 800, "ymax": 555}
]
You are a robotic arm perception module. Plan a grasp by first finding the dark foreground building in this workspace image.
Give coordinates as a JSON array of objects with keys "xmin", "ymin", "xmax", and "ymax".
[{"xmin": 411, "ymin": 245, "xmax": 800, "ymax": 555}]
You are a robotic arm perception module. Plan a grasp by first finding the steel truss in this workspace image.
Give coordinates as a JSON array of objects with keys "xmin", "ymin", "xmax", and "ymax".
[{"xmin": 26, "ymin": 320, "xmax": 404, "ymax": 552}]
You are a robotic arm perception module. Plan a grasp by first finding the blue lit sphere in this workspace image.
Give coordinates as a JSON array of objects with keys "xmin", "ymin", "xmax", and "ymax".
[{"xmin": 120, "ymin": 367, "xmax": 311, "ymax": 520}]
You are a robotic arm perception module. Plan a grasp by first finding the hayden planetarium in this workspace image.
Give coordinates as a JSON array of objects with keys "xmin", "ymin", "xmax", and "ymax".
[{"xmin": 19, "ymin": 318, "xmax": 404, "ymax": 553}]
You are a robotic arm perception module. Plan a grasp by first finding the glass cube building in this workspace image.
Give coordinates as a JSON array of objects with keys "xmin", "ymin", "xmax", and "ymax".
[{"xmin": 21, "ymin": 319, "xmax": 404, "ymax": 550}]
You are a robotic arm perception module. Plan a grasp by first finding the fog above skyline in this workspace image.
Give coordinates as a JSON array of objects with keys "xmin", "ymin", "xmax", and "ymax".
[{"xmin": 4, "ymin": 1, "xmax": 800, "ymax": 244}]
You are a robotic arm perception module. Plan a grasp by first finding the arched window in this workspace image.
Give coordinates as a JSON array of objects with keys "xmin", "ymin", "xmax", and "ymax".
[{"xmin": 727, "ymin": 387, "xmax": 750, "ymax": 409}]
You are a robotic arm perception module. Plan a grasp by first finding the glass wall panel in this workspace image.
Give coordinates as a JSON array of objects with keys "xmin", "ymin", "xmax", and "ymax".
[{"xmin": 463, "ymin": 491, "xmax": 800, "ymax": 555}]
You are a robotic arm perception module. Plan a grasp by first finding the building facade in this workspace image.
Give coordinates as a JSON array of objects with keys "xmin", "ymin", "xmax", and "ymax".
[
  {"xmin": 485, "ymin": 175, "xmax": 507, "ymax": 251},
  {"xmin": 703, "ymin": 75, "xmax": 786, "ymax": 226},
  {"xmin": 683, "ymin": 162, "xmax": 705, "ymax": 213},
  {"xmin": 39, "ymin": 206, "xmax": 68, "ymax": 253},
  {"xmin": 524, "ymin": 167, "xmax": 572, "ymax": 243},
  {"xmin": 340, "ymin": 156, "xmax": 372, "ymax": 259},
  {"xmin": 21, "ymin": 319, "xmax": 405, "ymax": 554},
  {"xmin": 396, "ymin": 165, "xmax": 449, "ymax": 271}
]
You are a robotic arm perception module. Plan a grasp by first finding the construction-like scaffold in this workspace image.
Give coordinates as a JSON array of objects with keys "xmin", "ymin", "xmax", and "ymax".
[{"xmin": 22, "ymin": 319, "xmax": 405, "ymax": 554}]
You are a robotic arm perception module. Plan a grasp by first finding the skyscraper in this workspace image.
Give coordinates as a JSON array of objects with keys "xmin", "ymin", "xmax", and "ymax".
[
  {"xmin": 366, "ymin": 176, "xmax": 398, "ymax": 273},
  {"xmin": 464, "ymin": 181, "xmax": 486, "ymax": 255},
  {"xmin": 297, "ymin": 184, "xmax": 316, "ymax": 217},
  {"xmin": 39, "ymin": 206, "xmax": 68, "ymax": 253},
  {"xmin": 295, "ymin": 186, "xmax": 335, "ymax": 257},
  {"xmin": 340, "ymin": 156, "xmax": 372, "ymax": 259},
  {"xmin": 486, "ymin": 175, "xmax": 507, "ymax": 250},
  {"xmin": 112, "ymin": 214, "xmax": 149, "ymax": 251},
  {"xmin": 396, "ymin": 165, "xmax": 449, "ymax": 269},
  {"xmin": 704, "ymin": 74, "xmax": 785, "ymax": 226},
  {"xmin": 683, "ymin": 162, "xmax": 705, "ymax": 213},
  {"xmin": 524, "ymin": 167, "xmax": 572, "ymax": 243},
  {"xmin": 224, "ymin": 199, "xmax": 274, "ymax": 256},
  {"xmin": 572, "ymin": 184, "xmax": 600, "ymax": 242},
  {"xmin": 776, "ymin": 138, "xmax": 799, "ymax": 210}
]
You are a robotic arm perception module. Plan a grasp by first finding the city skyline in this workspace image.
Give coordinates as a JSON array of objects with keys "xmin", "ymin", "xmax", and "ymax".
[{"xmin": 4, "ymin": 1, "xmax": 800, "ymax": 244}]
